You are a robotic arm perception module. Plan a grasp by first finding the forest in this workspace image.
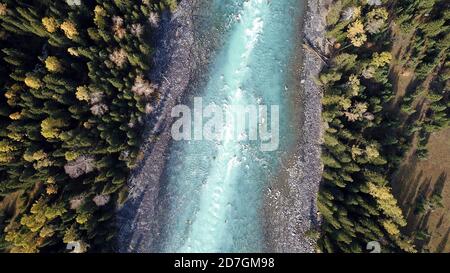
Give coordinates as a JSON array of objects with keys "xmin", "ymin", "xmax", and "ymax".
[
  {"xmin": 317, "ymin": 0, "xmax": 449, "ymax": 252},
  {"xmin": 0, "ymin": 0, "xmax": 176, "ymax": 252}
]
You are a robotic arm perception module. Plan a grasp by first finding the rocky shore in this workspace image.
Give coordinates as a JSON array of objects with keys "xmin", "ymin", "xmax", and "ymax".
[
  {"xmin": 116, "ymin": 0, "xmax": 197, "ymax": 252},
  {"xmin": 264, "ymin": 0, "xmax": 331, "ymax": 252}
]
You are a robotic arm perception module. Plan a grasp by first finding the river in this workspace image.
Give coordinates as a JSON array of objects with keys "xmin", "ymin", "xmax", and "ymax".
[
  {"xmin": 117, "ymin": 0, "xmax": 323, "ymax": 253},
  {"xmin": 153, "ymin": 0, "xmax": 305, "ymax": 252}
]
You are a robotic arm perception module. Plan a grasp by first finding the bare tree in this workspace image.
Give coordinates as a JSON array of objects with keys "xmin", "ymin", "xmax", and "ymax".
[
  {"xmin": 64, "ymin": 155, "xmax": 95, "ymax": 179},
  {"xmin": 131, "ymin": 74, "xmax": 158, "ymax": 98},
  {"xmin": 148, "ymin": 12, "xmax": 160, "ymax": 28},
  {"xmin": 93, "ymin": 194, "xmax": 110, "ymax": 207},
  {"xmin": 90, "ymin": 103, "xmax": 108, "ymax": 116}
]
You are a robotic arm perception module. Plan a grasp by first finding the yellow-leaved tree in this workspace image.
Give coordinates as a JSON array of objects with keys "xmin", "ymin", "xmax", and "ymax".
[
  {"xmin": 24, "ymin": 75, "xmax": 42, "ymax": 89},
  {"xmin": 42, "ymin": 17, "xmax": 59, "ymax": 33},
  {"xmin": 41, "ymin": 117, "xmax": 67, "ymax": 139},
  {"xmin": 45, "ymin": 56, "xmax": 63, "ymax": 73},
  {"xmin": 60, "ymin": 20, "xmax": 78, "ymax": 40},
  {"xmin": 347, "ymin": 19, "xmax": 367, "ymax": 47},
  {"xmin": 370, "ymin": 52, "xmax": 392, "ymax": 68},
  {"xmin": 367, "ymin": 182, "xmax": 407, "ymax": 228}
]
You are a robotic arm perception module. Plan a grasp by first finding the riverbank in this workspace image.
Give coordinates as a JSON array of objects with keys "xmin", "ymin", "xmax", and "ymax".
[
  {"xmin": 116, "ymin": 0, "xmax": 198, "ymax": 252},
  {"xmin": 264, "ymin": 0, "xmax": 331, "ymax": 252}
]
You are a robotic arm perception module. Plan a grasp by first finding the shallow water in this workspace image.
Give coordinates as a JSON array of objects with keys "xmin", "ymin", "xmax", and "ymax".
[{"xmin": 158, "ymin": 0, "xmax": 304, "ymax": 252}]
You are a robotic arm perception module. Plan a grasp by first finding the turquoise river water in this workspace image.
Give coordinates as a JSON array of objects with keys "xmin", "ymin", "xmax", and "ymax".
[{"xmin": 158, "ymin": 0, "xmax": 304, "ymax": 252}]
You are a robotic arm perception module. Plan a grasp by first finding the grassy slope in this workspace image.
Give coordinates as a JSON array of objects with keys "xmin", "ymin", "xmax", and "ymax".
[{"xmin": 388, "ymin": 14, "xmax": 449, "ymax": 253}]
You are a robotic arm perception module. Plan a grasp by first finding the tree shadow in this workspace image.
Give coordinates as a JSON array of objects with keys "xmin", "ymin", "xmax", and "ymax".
[
  {"xmin": 435, "ymin": 228, "xmax": 450, "ymax": 253},
  {"xmin": 408, "ymin": 172, "xmax": 448, "ymax": 251},
  {"xmin": 432, "ymin": 172, "xmax": 447, "ymax": 197},
  {"xmin": 436, "ymin": 214, "xmax": 445, "ymax": 230}
]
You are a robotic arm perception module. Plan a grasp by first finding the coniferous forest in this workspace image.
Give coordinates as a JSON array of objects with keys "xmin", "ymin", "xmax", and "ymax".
[
  {"xmin": 0, "ymin": 0, "xmax": 176, "ymax": 252},
  {"xmin": 317, "ymin": 0, "xmax": 449, "ymax": 253}
]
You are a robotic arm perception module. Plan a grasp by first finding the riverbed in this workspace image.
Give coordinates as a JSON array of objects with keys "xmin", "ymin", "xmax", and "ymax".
[{"xmin": 117, "ymin": 0, "xmax": 327, "ymax": 253}]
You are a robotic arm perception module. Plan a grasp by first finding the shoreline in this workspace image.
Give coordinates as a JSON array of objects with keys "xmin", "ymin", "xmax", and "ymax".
[
  {"xmin": 116, "ymin": 0, "xmax": 198, "ymax": 252},
  {"xmin": 264, "ymin": 0, "xmax": 331, "ymax": 252}
]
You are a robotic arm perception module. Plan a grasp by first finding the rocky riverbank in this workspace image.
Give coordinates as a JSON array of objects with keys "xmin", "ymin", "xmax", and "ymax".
[
  {"xmin": 116, "ymin": 0, "xmax": 198, "ymax": 252},
  {"xmin": 264, "ymin": 0, "xmax": 332, "ymax": 253}
]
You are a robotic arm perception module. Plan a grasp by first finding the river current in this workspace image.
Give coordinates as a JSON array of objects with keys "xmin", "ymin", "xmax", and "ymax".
[{"xmin": 157, "ymin": 0, "xmax": 304, "ymax": 252}]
